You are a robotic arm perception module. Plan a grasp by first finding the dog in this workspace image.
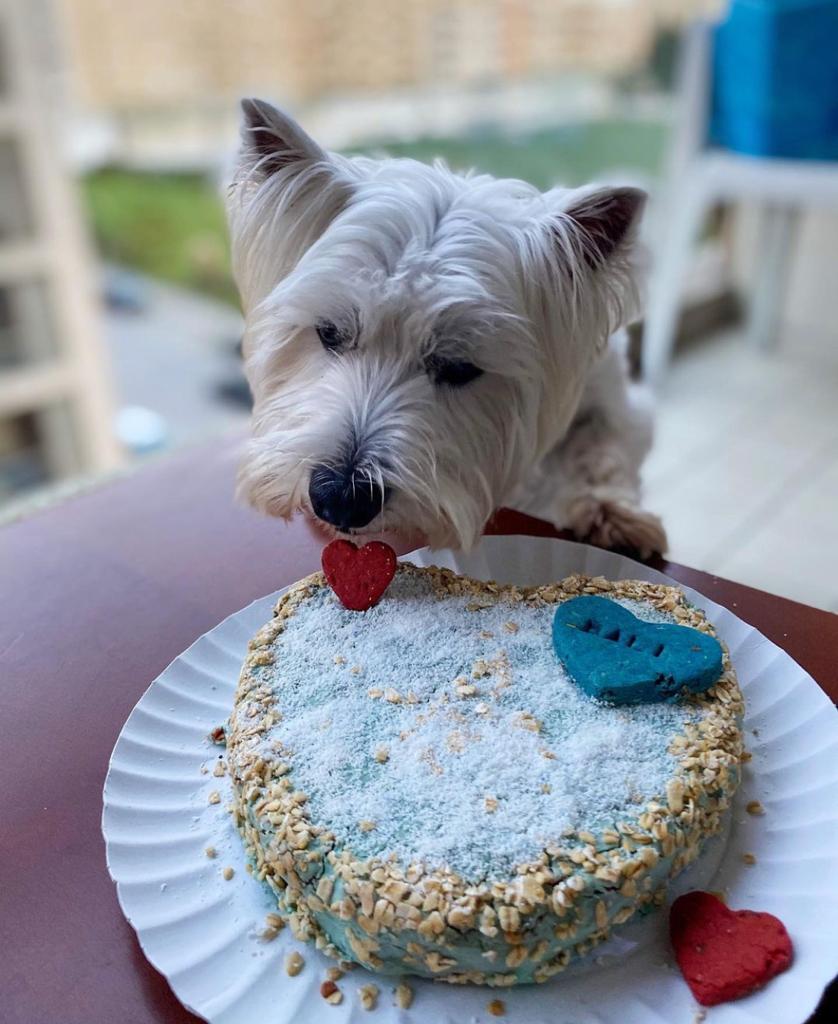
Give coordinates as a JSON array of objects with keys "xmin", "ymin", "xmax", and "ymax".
[{"xmin": 226, "ymin": 99, "xmax": 667, "ymax": 556}]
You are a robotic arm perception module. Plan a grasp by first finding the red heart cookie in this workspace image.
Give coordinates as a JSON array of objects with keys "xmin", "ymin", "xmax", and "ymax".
[
  {"xmin": 670, "ymin": 891, "xmax": 793, "ymax": 1007},
  {"xmin": 321, "ymin": 540, "xmax": 397, "ymax": 611}
]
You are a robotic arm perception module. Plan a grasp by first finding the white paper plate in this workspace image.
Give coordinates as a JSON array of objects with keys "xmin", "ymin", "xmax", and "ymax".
[{"xmin": 103, "ymin": 537, "xmax": 838, "ymax": 1024}]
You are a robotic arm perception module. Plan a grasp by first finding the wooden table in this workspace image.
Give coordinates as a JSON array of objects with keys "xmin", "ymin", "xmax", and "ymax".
[{"xmin": 1, "ymin": 439, "xmax": 836, "ymax": 1024}]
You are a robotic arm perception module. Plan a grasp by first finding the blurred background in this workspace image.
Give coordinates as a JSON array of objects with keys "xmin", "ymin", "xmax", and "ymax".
[{"xmin": 1, "ymin": 0, "xmax": 837, "ymax": 608}]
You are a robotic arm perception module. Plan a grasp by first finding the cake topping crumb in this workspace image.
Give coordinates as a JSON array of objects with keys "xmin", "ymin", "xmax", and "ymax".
[
  {"xmin": 359, "ymin": 983, "xmax": 379, "ymax": 1010},
  {"xmin": 746, "ymin": 800, "xmax": 765, "ymax": 815},
  {"xmin": 394, "ymin": 982, "xmax": 413, "ymax": 1009},
  {"xmin": 455, "ymin": 678, "xmax": 478, "ymax": 697},
  {"xmin": 742, "ymin": 852, "xmax": 757, "ymax": 865},
  {"xmin": 207, "ymin": 791, "xmax": 221, "ymax": 805},
  {"xmin": 667, "ymin": 778, "xmax": 685, "ymax": 813},
  {"xmin": 320, "ymin": 980, "xmax": 342, "ymax": 1004},
  {"xmin": 514, "ymin": 711, "xmax": 541, "ymax": 733},
  {"xmin": 222, "ymin": 866, "xmax": 234, "ymax": 880},
  {"xmin": 285, "ymin": 951, "xmax": 304, "ymax": 976},
  {"xmin": 204, "ymin": 846, "xmax": 217, "ymax": 858},
  {"xmin": 488, "ymin": 998, "xmax": 506, "ymax": 1016}
]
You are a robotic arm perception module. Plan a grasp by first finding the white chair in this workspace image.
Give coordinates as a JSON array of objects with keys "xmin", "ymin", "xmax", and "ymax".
[{"xmin": 642, "ymin": 22, "xmax": 838, "ymax": 387}]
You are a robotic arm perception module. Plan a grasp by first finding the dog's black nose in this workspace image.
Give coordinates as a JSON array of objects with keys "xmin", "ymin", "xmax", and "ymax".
[{"xmin": 308, "ymin": 464, "xmax": 387, "ymax": 530}]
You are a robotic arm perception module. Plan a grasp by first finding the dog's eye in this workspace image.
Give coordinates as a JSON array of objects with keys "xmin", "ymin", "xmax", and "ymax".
[
  {"xmin": 316, "ymin": 319, "xmax": 350, "ymax": 351},
  {"xmin": 425, "ymin": 354, "xmax": 484, "ymax": 388}
]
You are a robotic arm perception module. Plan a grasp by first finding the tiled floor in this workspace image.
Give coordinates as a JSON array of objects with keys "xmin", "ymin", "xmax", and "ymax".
[{"xmin": 644, "ymin": 326, "xmax": 838, "ymax": 612}]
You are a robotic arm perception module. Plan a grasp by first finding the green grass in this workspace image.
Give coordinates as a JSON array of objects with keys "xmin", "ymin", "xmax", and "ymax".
[
  {"xmin": 353, "ymin": 119, "xmax": 667, "ymax": 191},
  {"xmin": 83, "ymin": 169, "xmax": 238, "ymax": 305},
  {"xmin": 83, "ymin": 120, "xmax": 667, "ymax": 305}
]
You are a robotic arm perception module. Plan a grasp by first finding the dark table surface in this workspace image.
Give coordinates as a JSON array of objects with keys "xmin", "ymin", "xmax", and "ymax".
[{"xmin": 1, "ymin": 438, "xmax": 836, "ymax": 1024}]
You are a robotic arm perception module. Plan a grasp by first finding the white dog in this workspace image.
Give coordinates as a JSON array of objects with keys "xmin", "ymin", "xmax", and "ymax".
[{"xmin": 227, "ymin": 99, "xmax": 667, "ymax": 556}]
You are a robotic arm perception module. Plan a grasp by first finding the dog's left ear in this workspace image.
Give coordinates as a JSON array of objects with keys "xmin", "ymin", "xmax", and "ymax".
[
  {"xmin": 563, "ymin": 187, "xmax": 646, "ymax": 269},
  {"xmin": 239, "ymin": 98, "xmax": 328, "ymax": 180}
]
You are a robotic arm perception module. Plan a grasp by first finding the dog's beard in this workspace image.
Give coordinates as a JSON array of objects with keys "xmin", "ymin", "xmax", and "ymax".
[{"xmin": 238, "ymin": 341, "xmax": 535, "ymax": 550}]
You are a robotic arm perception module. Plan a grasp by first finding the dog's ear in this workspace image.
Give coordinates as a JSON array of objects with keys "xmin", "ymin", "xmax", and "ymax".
[
  {"xmin": 239, "ymin": 98, "xmax": 327, "ymax": 180},
  {"xmin": 229, "ymin": 99, "xmax": 350, "ymax": 310},
  {"xmin": 563, "ymin": 187, "xmax": 646, "ymax": 269}
]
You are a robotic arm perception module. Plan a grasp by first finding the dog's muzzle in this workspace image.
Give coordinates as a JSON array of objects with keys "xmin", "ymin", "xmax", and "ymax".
[{"xmin": 308, "ymin": 463, "xmax": 389, "ymax": 531}]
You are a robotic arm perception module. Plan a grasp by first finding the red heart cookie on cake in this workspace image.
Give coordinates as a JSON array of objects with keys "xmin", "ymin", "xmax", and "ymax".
[
  {"xmin": 321, "ymin": 540, "xmax": 397, "ymax": 611},
  {"xmin": 670, "ymin": 891, "xmax": 793, "ymax": 1006}
]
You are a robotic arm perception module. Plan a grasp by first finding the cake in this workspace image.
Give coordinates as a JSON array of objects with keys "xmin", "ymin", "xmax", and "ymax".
[{"xmin": 227, "ymin": 564, "xmax": 744, "ymax": 986}]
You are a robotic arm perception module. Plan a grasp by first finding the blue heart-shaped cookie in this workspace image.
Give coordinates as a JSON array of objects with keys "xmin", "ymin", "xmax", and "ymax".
[{"xmin": 552, "ymin": 595, "xmax": 723, "ymax": 705}]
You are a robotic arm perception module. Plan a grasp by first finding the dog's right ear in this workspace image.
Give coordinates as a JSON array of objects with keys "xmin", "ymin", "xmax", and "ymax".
[
  {"xmin": 239, "ymin": 98, "xmax": 327, "ymax": 181},
  {"xmin": 229, "ymin": 100, "xmax": 350, "ymax": 311}
]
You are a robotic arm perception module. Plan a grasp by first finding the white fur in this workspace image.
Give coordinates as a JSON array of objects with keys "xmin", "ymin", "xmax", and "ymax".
[{"xmin": 227, "ymin": 100, "xmax": 666, "ymax": 555}]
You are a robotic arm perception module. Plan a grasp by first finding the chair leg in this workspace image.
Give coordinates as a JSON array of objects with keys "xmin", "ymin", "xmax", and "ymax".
[
  {"xmin": 746, "ymin": 203, "xmax": 798, "ymax": 353},
  {"xmin": 642, "ymin": 183, "xmax": 708, "ymax": 388}
]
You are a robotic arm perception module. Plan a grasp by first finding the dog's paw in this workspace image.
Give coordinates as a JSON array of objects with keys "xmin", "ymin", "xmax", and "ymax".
[{"xmin": 566, "ymin": 496, "xmax": 668, "ymax": 559}]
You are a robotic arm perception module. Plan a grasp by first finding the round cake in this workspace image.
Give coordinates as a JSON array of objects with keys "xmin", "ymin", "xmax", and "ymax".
[{"xmin": 227, "ymin": 564, "xmax": 744, "ymax": 985}]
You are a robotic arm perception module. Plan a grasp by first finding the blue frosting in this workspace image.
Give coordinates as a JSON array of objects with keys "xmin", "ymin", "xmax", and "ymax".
[
  {"xmin": 552, "ymin": 596, "xmax": 724, "ymax": 706},
  {"xmin": 254, "ymin": 575, "xmax": 693, "ymax": 877}
]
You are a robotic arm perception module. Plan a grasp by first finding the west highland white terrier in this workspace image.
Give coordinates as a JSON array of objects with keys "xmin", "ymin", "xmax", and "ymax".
[{"xmin": 227, "ymin": 99, "xmax": 667, "ymax": 556}]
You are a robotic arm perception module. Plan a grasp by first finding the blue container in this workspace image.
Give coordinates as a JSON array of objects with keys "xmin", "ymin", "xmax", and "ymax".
[{"xmin": 710, "ymin": 0, "xmax": 838, "ymax": 159}]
